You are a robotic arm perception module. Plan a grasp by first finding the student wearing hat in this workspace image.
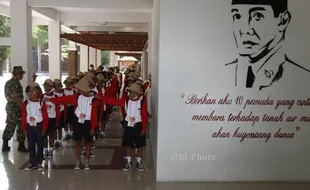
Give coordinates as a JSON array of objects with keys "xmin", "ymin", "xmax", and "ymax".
[
  {"xmin": 43, "ymin": 79, "xmax": 60, "ymax": 159},
  {"xmin": 120, "ymin": 76, "xmax": 136, "ymax": 127},
  {"xmin": 22, "ymin": 84, "xmax": 49, "ymax": 171},
  {"xmin": 53, "ymin": 79, "xmax": 66, "ymax": 149},
  {"xmin": 64, "ymin": 77, "xmax": 75, "ymax": 140},
  {"xmin": 3, "ymin": 66, "xmax": 28, "ymax": 153},
  {"xmin": 25, "ymin": 83, "xmax": 42, "ymax": 101},
  {"xmin": 97, "ymin": 83, "xmax": 148, "ymax": 172},
  {"xmin": 45, "ymin": 78, "xmax": 99, "ymax": 171}
]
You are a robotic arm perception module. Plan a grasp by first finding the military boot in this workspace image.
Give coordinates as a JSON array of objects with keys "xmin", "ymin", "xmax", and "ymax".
[
  {"xmin": 2, "ymin": 140, "xmax": 10, "ymax": 152},
  {"xmin": 18, "ymin": 141, "xmax": 28, "ymax": 153}
]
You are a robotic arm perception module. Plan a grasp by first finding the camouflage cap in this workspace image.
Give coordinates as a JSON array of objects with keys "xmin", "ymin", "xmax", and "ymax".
[{"xmin": 11, "ymin": 66, "xmax": 26, "ymax": 75}]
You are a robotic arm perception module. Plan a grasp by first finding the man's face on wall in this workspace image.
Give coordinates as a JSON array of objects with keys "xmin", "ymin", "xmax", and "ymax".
[{"xmin": 231, "ymin": 5, "xmax": 280, "ymax": 58}]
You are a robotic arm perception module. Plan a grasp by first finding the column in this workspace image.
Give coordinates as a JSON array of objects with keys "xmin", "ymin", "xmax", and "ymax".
[
  {"xmin": 89, "ymin": 47, "xmax": 96, "ymax": 67},
  {"xmin": 68, "ymin": 41, "xmax": 77, "ymax": 77},
  {"xmin": 109, "ymin": 51, "xmax": 116, "ymax": 67},
  {"xmin": 37, "ymin": 46, "xmax": 41, "ymax": 72},
  {"xmin": 79, "ymin": 44, "xmax": 89, "ymax": 72},
  {"xmin": 96, "ymin": 49, "xmax": 102, "ymax": 68},
  {"xmin": 10, "ymin": 0, "xmax": 33, "ymax": 89},
  {"xmin": 48, "ymin": 13, "xmax": 61, "ymax": 80}
]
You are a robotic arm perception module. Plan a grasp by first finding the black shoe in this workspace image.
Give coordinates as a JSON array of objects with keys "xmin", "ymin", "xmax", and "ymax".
[
  {"xmin": 64, "ymin": 135, "xmax": 70, "ymax": 141},
  {"xmin": 48, "ymin": 150, "xmax": 53, "ymax": 159},
  {"xmin": 54, "ymin": 141, "xmax": 60, "ymax": 149},
  {"xmin": 59, "ymin": 142, "xmax": 63, "ymax": 149},
  {"xmin": 25, "ymin": 164, "xmax": 38, "ymax": 171},
  {"xmin": 123, "ymin": 161, "xmax": 132, "ymax": 172},
  {"xmin": 2, "ymin": 140, "xmax": 10, "ymax": 152},
  {"xmin": 18, "ymin": 142, "xmax": 28, "ymax": 153},
  {"xmin": 136, "ymin": 162, "xmax": 145, "ymax": 172},
  {"xmin": 37, "ymin": 164, "xmax": 44, "ymax": 172}
]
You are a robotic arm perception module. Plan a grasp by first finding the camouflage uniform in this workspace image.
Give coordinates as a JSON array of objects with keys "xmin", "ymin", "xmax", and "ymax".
[{"xmin": 2, "ymin": 78, "xmax": 25, "ymax": 141}]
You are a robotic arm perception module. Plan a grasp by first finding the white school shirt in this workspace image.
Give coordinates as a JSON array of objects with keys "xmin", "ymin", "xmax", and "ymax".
[
  {"xmin": 26, "ymin": 100, "xmax": 43, "ymax": 124},
  {"xmin": 64, "ymin": 88, "xmax": 74, "ymax": 96},
  {"xmin": 64, "ymin": 88, "xmax": 75, "ymax": 106},
  {"xmin": 54, "ymin": 90, "xmax": 65, "ymax": 112},
  {"xmin": 74, "ymin": 95, "xmax": 94, "ymax": 121},
  {"xmin": 92, "ymin": 87, "xmax": 99, "ymax": 94},
  {"xmin": 125, "ymin": 96, "xmax": 143, "ymax": 125},
  {"xmin": 44, "ymin": 93, "xmax": 56, "ymax": 118}
]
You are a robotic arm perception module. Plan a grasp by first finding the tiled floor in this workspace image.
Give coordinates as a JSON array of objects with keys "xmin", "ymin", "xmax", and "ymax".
[{"xmin": 1, "ymin": 74, "xmax": 310, "ymax": 189}]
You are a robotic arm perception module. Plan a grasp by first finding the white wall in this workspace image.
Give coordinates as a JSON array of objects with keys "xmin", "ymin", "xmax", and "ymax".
[
  {"xmin": 155, "ymin": 0, "xmax": 310, "ymax": 182},
  {"xmin": 149, "ymin": 0, "xmax": 160, "ymax": 178}
]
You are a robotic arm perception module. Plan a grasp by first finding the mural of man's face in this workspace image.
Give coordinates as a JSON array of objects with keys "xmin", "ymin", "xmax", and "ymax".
[{"xmin": 231, "ymin": 5, "xmax": 283, "ymax": 58}]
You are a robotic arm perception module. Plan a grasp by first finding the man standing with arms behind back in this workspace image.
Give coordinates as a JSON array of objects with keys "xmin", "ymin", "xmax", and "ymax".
[{"xmin": 2, "ymin": 66, "xmax": 28, "ymax": 152}]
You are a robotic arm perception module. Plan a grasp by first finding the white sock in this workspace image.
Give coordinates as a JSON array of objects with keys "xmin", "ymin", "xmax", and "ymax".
[
  {"xmin": 136, "ymin": 157, "xmax": 142, "ymax": 163},
  {"xmin": 126, "ymin": 156, "xmax": 131, "ymax": 162},
  {"xmin": 69, "ymin": 131, "xmax": 73, "ymax": 136},
  {"xmin": 65, "ymin": 131, "xmax": 69, "ymax": 135}
]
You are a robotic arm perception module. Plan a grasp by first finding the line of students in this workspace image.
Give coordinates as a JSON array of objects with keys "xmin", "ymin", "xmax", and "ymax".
[{"xmin": 22, "ymin": 65, "xmax": 151, "ymax": 172}]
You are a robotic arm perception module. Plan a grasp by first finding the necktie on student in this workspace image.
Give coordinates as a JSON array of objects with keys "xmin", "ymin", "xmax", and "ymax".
[{"xmin": 246, "ymin": 66, "xmax": 255, "ymax": 88}]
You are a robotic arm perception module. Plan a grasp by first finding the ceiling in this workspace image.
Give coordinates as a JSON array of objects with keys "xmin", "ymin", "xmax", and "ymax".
[
  {"xmin": 53, "ymin": 7, "xmax": 150, "ymax": 13},
  {"xmin": 61, "ymin": 32, "xmax": 148, "ymax": 51},
  {"xmin": 0, "ymin": 0, "xmax": 150, "ymax": 50}
]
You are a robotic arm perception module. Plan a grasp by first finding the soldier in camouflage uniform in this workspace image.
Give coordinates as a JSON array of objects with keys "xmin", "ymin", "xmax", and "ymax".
[{"xmin": 2, "ymin": 66, "xmax": 28, "ymax": 152}]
